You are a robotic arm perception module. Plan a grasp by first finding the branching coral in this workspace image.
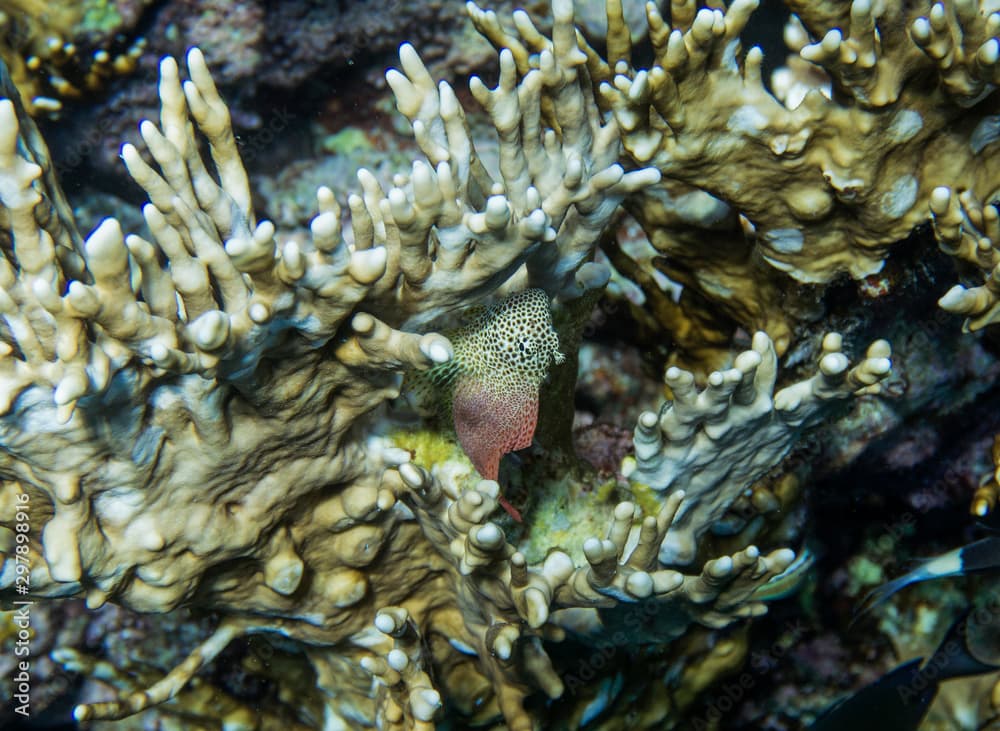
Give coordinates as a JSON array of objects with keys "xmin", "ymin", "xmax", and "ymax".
[
  {"xmin": 0, "ymin": 6, "xmax": 673, "ymax": 724},
  {"xmin": 471, "ymin": 0, "xmax": 1000, "ymax": 363},
  {"xmin": 627, "ymin": 330, "xmax": 891, "ymax": 565},
  {"xmin": 379, "ymin": 469, "xmax": 797, "ymax": 729},
  {"xmin": 933, "ymin": 187, "xmax": 1000, "ymax": 331}
]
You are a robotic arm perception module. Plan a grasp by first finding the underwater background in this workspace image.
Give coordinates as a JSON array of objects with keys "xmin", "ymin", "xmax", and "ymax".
[{"xmin": 1, "ymin": 0, "xmax": 1000, "ymax": 729}]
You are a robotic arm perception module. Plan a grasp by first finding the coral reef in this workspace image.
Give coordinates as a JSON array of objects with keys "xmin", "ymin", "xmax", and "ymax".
[
  {"xmin": 0, "ymin": 0, "xmax": 147, "ymax": 115},
  {"xmin": 468, "ymin": 0, "xmax": 1000, "ymax": 364},
  {"xmin": 38, "ymin": 0, "xmax": 509, "ymax": 185},
  {"xmin": 1, "ymin": 0, "xmax": 1000, "ymax": 729},
  {"xmin": 626, "ymin": 330, "xmax": 890, "ymax": 565}
]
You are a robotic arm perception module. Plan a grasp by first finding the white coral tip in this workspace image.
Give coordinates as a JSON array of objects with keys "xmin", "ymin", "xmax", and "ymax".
[
  {"xmin": 374, "ymin": 613, "xmax": 396, "ymax": 635},
  {"xmin": 474, "ymin": 523, "xmax": 504, "ymax": 549},
  {"xmin": 930, "ymin": 186, "xmax": 952, "ymax": 213},
  {"xmin": 398, "ymin": 462, "xmax": 424, "ymax": 488},
  {"xmin": 626, "ymin": 571, "xmax": 654, "ymax": 598},
  {"xmin": 819, "ymin": 352, "xmax": 848, "ymax": 376},
  {"xmin": 869, "ymin": 357, "xmax": 892, "ymax": 375},
  {"xmin": 420, "ymin": 335, "xmax": 453, "ymax": 364},
  {"xmin": 387, "ymin": 649, "xmax": 408, "ymax": 672},
  {"xmin": 411, "ymin": 689, "xmax": 442, "ymax": 722},
  {"xmin": 583, "ymin": 537, "xmax": 603, "ymax": 563},
  {"xmin": 189, "ymin": 310, "xmax": 230, "ymax": 351},
  {"xmin": 938, "ymin": 284, "xmax": 971, "ymax": 312},
  {"xmin": 348, "ymin": 246, "xmax": 387, "ymax": 284}
]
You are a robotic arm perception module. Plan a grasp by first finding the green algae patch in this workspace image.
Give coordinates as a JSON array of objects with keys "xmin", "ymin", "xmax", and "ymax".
[
  {"xmin": 625, "ymin": 480, "xmax": 663, "ymax": 518},
  {"xmin": 519, "ymin": 472, "xmax": 620, "ymax": 564},
  {"xmin": 80, "ymin": 0, "xmax": 123, "ymax": 35},
  {"xmin": 321, "ymin": 127, "xmax": 373, "ymax": 156},
  {"xmin": 387, "ymin": 428, "xmax": 464, "ymax": 469}
]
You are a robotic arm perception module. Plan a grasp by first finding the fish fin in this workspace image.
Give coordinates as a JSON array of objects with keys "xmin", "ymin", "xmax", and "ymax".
[
  {"xmin": 955, "ymin": 535, "xmax": 1000, "ymax": 573},
  {"xmin": 853, "ymin": 546, "xmax": 966, "ymax": 623},
  {"xmin": 809, "ymin": 658, "xmax": 930, "ymax": 731},
  {"xmin": 925, "ymin": 609, "xmax": 1000, "ymax": 681},
  {"xmin": 853, "ymin": 572, "xmax": 922, "ymax": 624},
  {"xmin": 498, "ymin": 494, "xmax": 522, "ymax": 523}
]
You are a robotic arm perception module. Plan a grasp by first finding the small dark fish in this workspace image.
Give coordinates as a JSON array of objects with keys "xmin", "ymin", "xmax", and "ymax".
[
  {"xmin": 811, "ymin": 608, "xmax": 1000, "ymax": 731},
  {"xmin": 855, "ymin": 535, "xmax": 1000, "ymax": 618}
]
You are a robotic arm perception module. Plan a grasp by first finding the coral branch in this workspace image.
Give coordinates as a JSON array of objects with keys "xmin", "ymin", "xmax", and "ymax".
[{"xmin": 626, "ymin": 331, "xmax": 891, "ymax": 565}]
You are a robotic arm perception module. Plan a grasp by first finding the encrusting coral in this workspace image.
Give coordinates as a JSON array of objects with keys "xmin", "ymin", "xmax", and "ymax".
[{"xmin": 25, "ymin": 0, "xmax": 1000, "ymax": 726}]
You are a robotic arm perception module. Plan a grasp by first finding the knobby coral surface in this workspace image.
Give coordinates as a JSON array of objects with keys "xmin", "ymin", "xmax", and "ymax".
[
  {"xmin": 469, "ymin": 0, "xmax": 1000, "ymax": 364},
  {"xmin": 6, "ymin": 0, "xmax": 999, "ymax": 728}
]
